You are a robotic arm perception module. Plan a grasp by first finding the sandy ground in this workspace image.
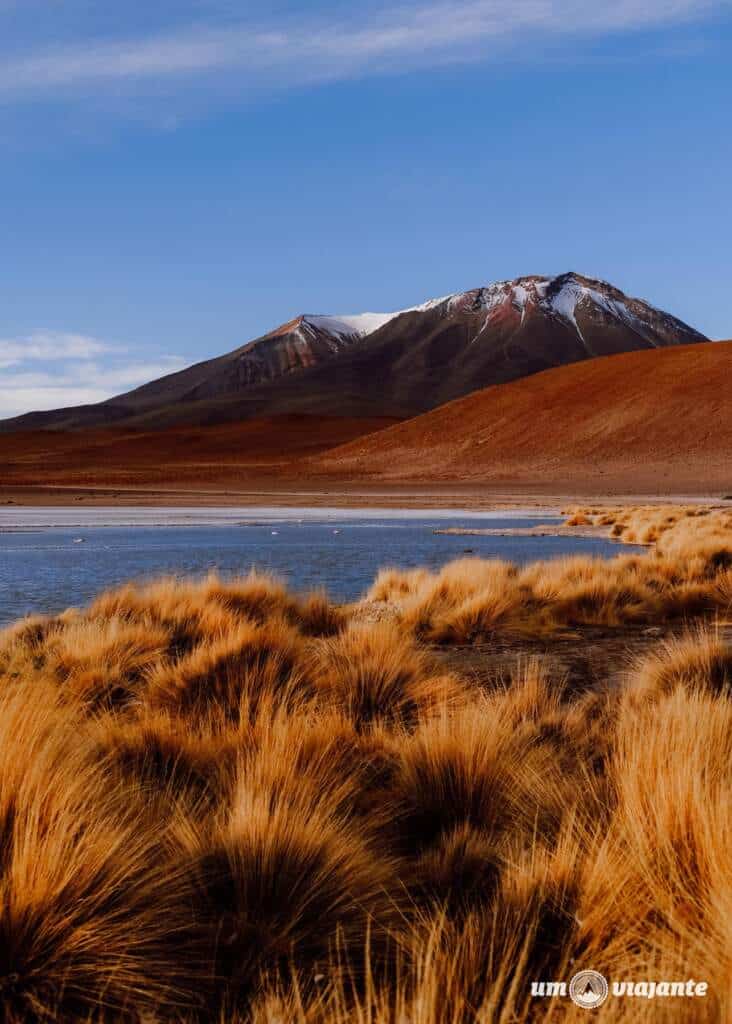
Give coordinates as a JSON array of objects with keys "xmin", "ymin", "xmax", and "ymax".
[{"xmin": 429, "ymin": 625, "xmax": 676, "ymax": 692}]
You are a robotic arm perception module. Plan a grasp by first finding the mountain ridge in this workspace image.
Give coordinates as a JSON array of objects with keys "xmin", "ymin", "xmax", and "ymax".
[{"xmin": 0, "ymin": 271, "xmax": 707, "ymax": 432}]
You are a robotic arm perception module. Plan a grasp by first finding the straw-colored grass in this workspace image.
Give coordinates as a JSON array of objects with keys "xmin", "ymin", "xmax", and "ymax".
[
  {"xmin": 0, "ymin": 543, "xmax": 730, "ymax": 1021},
  {"xmin": 367, "ymin": 508, "xmax": 732, "ymax": 642},
  {"xmin": 563, "ymin": 503, "xmax": 731, "ymax": 550}
]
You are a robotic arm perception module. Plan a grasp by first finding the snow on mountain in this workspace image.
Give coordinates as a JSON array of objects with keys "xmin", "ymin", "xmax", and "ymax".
[
  {"xmin": 415, "ymin": 272, "xmax": 702, "ymax": 353},
  {"xmin": 302, "ymin": 294, "xmax": 466, "ymax": 342},
  {"xmin": 303, "ymin": 312, "xmax": 399, "ymax": 338},
  {"xmin": 294, "ymin": 273, "xmax": 666, "ymax": 349},
  {"xmin": 303, "ymin": 300, "xmax": 455, "ymax": 340},
  {"xmin": 196, "ymin": 271, "xmax": 707, "ymax": 410}
]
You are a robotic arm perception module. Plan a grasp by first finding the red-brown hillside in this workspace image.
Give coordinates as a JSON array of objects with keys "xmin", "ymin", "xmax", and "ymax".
[
  {"xmin": 0, "ymin": 415, "xmax": 398, "ymax": 493},
  {"xmin": 313, "ymin": 342, "xmax": 732, "ymax": 494}
]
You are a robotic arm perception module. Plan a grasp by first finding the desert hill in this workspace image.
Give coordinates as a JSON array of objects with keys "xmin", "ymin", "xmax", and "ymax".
[
  {"xmin": 0, "ymin": 272, "xmax": 705, "ymax": 432},
  {"xmin": 312, "ymin": 341, "xmax": 732, "ymax": 493},
  {"xmin": 0, "ymin": 415, "xmax": 397, "ymax": 494},
  {"xmin": 1, "ymin": 344, "xmax": 728, "ymax": 500}
]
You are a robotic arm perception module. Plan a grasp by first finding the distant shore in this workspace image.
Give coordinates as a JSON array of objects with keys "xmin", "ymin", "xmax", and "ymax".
[
  {"xmin": 0, "ymin": 504, "xmax": 558, "ymax": 531},
  {"xmin": 433, "ymin": 523, "xmax": 630, "ymax": 542},
  {"xmin": 1, "ymin": 483, "xmax": 726, "ymax": 511}
]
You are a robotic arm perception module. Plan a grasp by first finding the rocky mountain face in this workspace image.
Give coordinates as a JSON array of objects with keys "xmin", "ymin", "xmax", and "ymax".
[
  {"xmin": 0, "ymin": 272, "xmax": 707, "ymax": 431},
  {"xmin": 179, "ymin": 313, "xmax": 402, "ymax": 401},
  {"xmin": 433, "ymin": 273, "xmax": 703, "ymax": 354}
]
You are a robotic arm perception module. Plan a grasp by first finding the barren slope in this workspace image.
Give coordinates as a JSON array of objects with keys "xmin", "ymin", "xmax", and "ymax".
[
  {"xmin": 314, "ymin": 342, "xmax": 732, "ymax": 493},
  {"xmin": 0, "ymin": 415, "xmax": 398, "ymax": 492}
]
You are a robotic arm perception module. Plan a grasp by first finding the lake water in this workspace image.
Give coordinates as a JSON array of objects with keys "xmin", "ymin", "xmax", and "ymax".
[{"xmin": 0, "ymin": 506, "xmax": 633, "ymax": 626}]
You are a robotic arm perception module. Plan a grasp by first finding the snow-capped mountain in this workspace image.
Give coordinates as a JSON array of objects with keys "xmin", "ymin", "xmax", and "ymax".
[
  {"xmin": 0, "ymin": 272, "xmax": 707, "ymax": 431},
  {"xmin": 187, "ymin": 297, "xmax": 455, "ymax": 398},
  {"xmin": 432, "ymin": 273, "xmax": 702, "ymax": 354}
]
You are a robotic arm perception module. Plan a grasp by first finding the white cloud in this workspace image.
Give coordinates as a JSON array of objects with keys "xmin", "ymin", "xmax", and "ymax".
[
  {"xmin": 0, "ymin": 0, "xmax": 727, "ymax": 97},
  {"xmin": 0, "ymin": 330, "xmax": 110, "ymax": 369},
  {"xmin": 0, "ymin": 386, "xmax": 113, "ymax": 418},
  {"xmin": 0, "ymin": 331, "xmax": 186, "ymax": 418}
]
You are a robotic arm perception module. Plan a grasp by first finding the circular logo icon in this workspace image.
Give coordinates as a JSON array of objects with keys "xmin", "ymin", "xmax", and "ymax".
[{"xmin": 569, "ymin": 971, "xmax": 609, "ymax": 1009}]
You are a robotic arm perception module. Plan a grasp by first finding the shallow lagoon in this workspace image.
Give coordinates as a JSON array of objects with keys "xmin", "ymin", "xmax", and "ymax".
[{"xmin": 0, "ymin": 507, "xmax": 634, "ymax": 625}]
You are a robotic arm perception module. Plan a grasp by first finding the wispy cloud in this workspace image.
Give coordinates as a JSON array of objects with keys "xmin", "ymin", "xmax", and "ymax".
[
  {"xmin": 0, "ymin": 330, "xmax": 185, "ymax": 418},
  {"xmin": 0, "ymin": 0, "xmax": 728, "ymax": 98},
  {"xmin": 0, "ymin": 331, "xmax": 109, "ymax": 369}
]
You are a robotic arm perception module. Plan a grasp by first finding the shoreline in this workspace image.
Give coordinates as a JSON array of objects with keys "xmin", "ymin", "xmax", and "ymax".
[
  {"xmin": 433, "ymin": 523, "xmax": 635, "ymax": 542},
  {"xmin": 0, "ymin": 505, "xmax": 560, "ymax": 531},
  {"xmin": 1, "ymin": 484, "xmax": 727, "ymax": 511}
]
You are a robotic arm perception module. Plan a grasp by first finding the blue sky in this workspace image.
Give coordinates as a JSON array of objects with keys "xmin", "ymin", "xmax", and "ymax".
[{"xmin": 1, "ymin": 0, "xmax": 731, "ymax": 418}]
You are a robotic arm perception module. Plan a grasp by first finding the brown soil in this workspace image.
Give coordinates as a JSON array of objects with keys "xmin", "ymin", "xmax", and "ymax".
[
  {"xmin": 426, "ymin": 625, "xmax": 724, "ymax": 695},
  {"xmin": 0, "ymin": 414, "xmax": 396, "ymax": 501},
  {"xmin": 350, "ymin": 604, "xmax": 716, "ymax": 695},
  {"xmin": 1, "ymin": 343, "xmax": 730, "ymax": 505},
  {"xmin": 314, "ymin": 341, "xmax": 732, "ymax": 494}
]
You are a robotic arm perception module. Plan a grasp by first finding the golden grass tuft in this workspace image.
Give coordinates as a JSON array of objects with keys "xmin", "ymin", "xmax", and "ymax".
[
  {"xmin": 145, "ymin": 617, "xmax": 308, "ymax": 724},
  {"xmin": 629, "ymin": 627, "xmax": 732, "ymax": 701},
  {"xmin": 566, "ymin": 512, "xmax": 594, "ymax": 526},
  {"xmin": 367, "ymin": 566, "xmax": 432, "ymax": 602},
  {"xmin": 91, "ymin": 710, "xmax": 233, "ymax": 811},
  {"xmin": 307, "ymin": 621, "xmax": 467, "ymax": 729},
  {"xmin": 0, "ymin": 685, "xmax": 206, "ymax": 1022},
  {"xmin": 48, "ymin": 616, "xmax": 171, "ymax": 710},
  {"xmin": 185, "ymin": 761, "xmax": 399, "ymax": 1007},
  {"xmin": 366, "ymin": 509, "xmax": 732, "ymax": 641},
  {"xmin": 572, "ymin": 503, "xmax": 732, "ymax": 551}
]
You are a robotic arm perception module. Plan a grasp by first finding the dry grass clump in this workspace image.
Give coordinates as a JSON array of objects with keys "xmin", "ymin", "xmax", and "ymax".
[
  {"xmin": 307, "ymin": 622, "xmax": 467, "ymax": 730},
  {"xmin": 91, "ymin": 710, "xmax": 233, "ymax": 811},
  {"xmin": 565, "ymin": 512, "xmax": 593, "ymax": 526},
  {"xmin": 389, "ymin": 678, "xmax": 582, "ymax": 884},
  {"xmin": 563, "ymin": 503, "xmax": 732, "ymax": 550},
  {"xmin": 370, "ymin": 551, "xmax": 730, "ymax": 642},
  {"xmin": 368, "ymin": 566, "xmax": 432, "ymax": 602},
  {"xmin": 367, "ymin": 510, "xmax": 732, "ymax": 642},
  {"xmin": 579, "ymin": 686, "xmax": 732, "ymax": 1002},
  {"xmin": 182, "ymin": 754, "xmax": 400, "ymax": 1007},
  {"xmin": 88, "ymin": 570, "xmax": 343, "ymax": 652},
  {"xmin": 628, "ymin": 627, "xmax": 732, "ymax": 702},
  {"xmin": 0, "ymin": 685, "xmax": 205, "ymax": 1022},
  {"xmin": 0, "ymin": 554, "xmax": 730, "ymax": 1021},
  {"xmin": 146, "ymin": 617, "xmax": 309, "ymax": 724},
  {"xmin": 47, "ymin": 617, "xmax": 171, "ymax": 710},
  {"xmin": 391, "ymin": 559, "xmax": 531, "ymax": 642}
]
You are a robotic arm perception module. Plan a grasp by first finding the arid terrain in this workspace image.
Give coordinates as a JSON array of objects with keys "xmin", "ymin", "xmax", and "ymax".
[
  {"xmin": 0, "ymin": 506, "xmax": 730, "ymax": 1022},
  {"xmin": 315, "ymin": 341, "xmax": 732, "ymax": 493},
  {"xmin": 0, "ymin": 415, "xmax": 399, "ymax": 504},
  {"xmin": 0, "ymin": 271, "xmax": 724, "ymax": 506},
  {"xmin": 1, "ymin": 341, "xmax": 729, "ymax": 505}
]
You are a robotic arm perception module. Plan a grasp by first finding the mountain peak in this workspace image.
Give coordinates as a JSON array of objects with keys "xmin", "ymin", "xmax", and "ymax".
[
  {"xmin": 0, "ymin": 271, "xmax": 707, "ymax": 433},
  {"xmin": 424, "ymin": 272, "xmax": 706, "ymax": 354}
]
